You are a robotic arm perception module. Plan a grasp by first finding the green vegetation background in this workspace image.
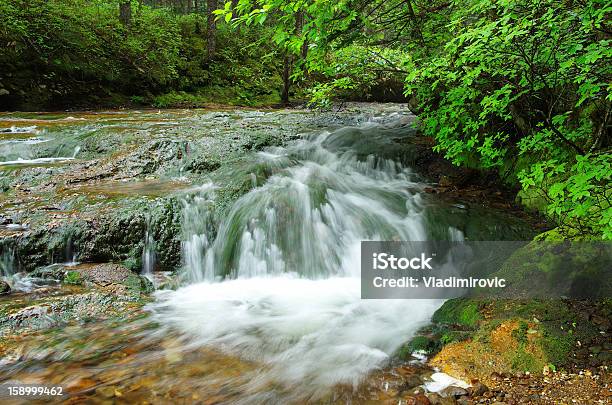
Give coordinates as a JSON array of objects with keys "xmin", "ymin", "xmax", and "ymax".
[{"xmin": 0, "ymin": 0, "xmax": 610, "ymax": 239}]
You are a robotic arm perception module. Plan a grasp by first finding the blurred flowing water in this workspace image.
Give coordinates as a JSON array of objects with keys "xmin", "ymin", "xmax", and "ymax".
[
  {"xmin": 0, "ymin": 109, "xmax": 535, "ymax": 403},
  {"xmin": 142, "ymin": 214, "xmax": 157, "ymax": 277},
  {"xmin": 151, "ymin": 120, "xmax": 442, "ymax": 400},
  {"xmin": 147, "ymin": 117, "xmax": 529, "ymax": 401},
  {"xmin": 0, "ymin": 246, "xmax": 14, "ymax": 278}
]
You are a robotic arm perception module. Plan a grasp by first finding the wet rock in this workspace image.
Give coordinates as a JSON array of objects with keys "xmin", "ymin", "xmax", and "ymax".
[
  {"xmin": 440, "ymin": 386, "xmax": 468, "ymax": 398},
  {"xmin": 147, "ymin": 199, "xmax": 182, "ymax": 271},
  {"xmin": 10, "ymin": 184, "xmax": 182, "ymax": 273},
  {"xmin": 73, "ymin": 263, "xmax": 134, "ymax": 285},
  {"xmin": 403, "ymin": 374, "xmax": 425, "ymax": 390},
  {"xmin": 0, "ymin": 281, "xmax": 11, "ymax": 295},
  {"xmin": 0, "ymin": 289, "xmax": 140, "ymax": 337},
  {"xmin": 468, "ymin": 382, "xmax": 489, "ymax": 397},
  {"xmin": 30, "ymin": 264, "xmax": 65, "ymax": 280},
  {"xmin": 125, "ymin": 139, "xmax": 186, "ymax": 176},
  {"xmin": 57, "ymin": 263, "xmax": 154, "ymax": 295},
  {"xmin": 245, "ymin": 132, "xmax": 283, "ymax": 151},
  {"xmin": 405, "ymin": 393, "xmax": 431, "ymax": 405},
  {"xmin": 7, "ymin": 304, "xmax": 52, "ymax": 323},
  {"xmin": 184, "ymin": 157, "xmax": 221, "ymax": 174},
  {"xmin": 426, "ymin": 392, "xmax": 457, "ymax": 405}
]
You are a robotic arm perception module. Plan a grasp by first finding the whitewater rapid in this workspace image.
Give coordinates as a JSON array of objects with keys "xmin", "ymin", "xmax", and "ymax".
[{"xmin": 149, "ymin": 117, "xmax": 448, "ymax": 400}]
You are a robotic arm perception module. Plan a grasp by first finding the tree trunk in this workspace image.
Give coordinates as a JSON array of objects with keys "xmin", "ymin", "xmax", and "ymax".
[
  {"xmin": 282, "ymin": 54, "xmax": 291, "ymax": 104},
  {"xmin": 119, "ymin": 1, "xmax": 132, "ymax": 26},
  {"xmin": 207, "ymin": 0, "xmax": 217, "ymax": 59}
]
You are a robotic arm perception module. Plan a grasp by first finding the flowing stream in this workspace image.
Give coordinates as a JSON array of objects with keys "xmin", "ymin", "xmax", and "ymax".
[
  {"xmin": 151, "ymin": 121, "xmax": 444, "ymax": 400},
  {"xmin": 0, "ymin": 108, "xmax": 534, "ymax": 403},
  {"xmin": 146, "ymin": 117, "xmax": 529, "ymax": 401}
]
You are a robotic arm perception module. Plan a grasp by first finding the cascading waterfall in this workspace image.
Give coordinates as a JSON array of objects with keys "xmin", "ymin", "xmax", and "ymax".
[
  {"xmin": 0, "ymin": 247, "xmax": 15, "ymax": 278},
  {"xmin": 183, "ymin": 123, "xmax": 427, "ymax": 281},
  {"xmin": 63, "ymin": 236, "xmax": 79, "ymax": 266},
  {"xmin": 142, "ymin": 215, "xmax": 157, "ymax": 276},
  {"xmin": 150, "ymin": 118, "xmax": 447, "ymax": 401},
  {"xmin": 180, "ymin": 183, "xmax": 217, "ymax": 283},
  {"xmin": 0, "ymin": 245, "xmax": 34, "ymax": 292}
]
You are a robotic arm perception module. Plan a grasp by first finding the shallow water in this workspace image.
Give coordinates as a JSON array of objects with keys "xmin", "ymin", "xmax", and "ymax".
[
  {"xmin": 70, "ymin": 178, "xmax": 190, "ymax": 198},
  {"xmin": 0, "ymin": 107, "xmax": 535, "ymax": 404}
]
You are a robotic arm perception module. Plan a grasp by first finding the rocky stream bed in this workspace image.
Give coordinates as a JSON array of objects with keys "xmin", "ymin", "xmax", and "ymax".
[{"xmin": 0, "ymin": 104, "xmax": 609, "ymax": 404}]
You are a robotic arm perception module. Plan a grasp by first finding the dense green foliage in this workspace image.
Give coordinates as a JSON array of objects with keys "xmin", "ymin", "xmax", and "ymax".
[
  {"xmin": 0, "ymin": 0, "xmax": 280, "ymax": 109},
  {"xmin": 223, "ymin": 0, "xmax": 611, "ymax": 239},
  {"xmin": 405, "ymin": 0, "xmax": 612, "ymax": 239}
]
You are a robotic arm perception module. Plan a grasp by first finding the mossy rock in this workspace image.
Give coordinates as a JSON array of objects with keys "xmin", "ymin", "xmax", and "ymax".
[
  {"xmin": 397, "ymin": 335, "xmax": 438, "ymax": 359},
  {"xmin": 492, "ymin": 240, "xmax": 611, "ymax": 299},
  {"xmin": 30, "ymin": 264, "xmax": 66, "ymax": 280},
  {"xmin": 429, "ymin": 298, "xmax": 605, "ymax": 384},
  {"xmin": 394, "ymin": 300, "xmax": 484, "ymax": 362},
  {"xmin": 432, "ymin": 298, "xmax": 483, "ymax": 328}
]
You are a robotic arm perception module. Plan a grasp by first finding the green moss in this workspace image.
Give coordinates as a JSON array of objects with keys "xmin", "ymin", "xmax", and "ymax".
[
  {"xmin": 511, "ymin": 348, "xmax": 541, "ymax": 373},
  {"xmin": 397, "ymin": 335, "xmax": 435, "ymax": 359},
  {"xmin": 440, "ymin": 330, "xmax": 470, "ymax": 345},
  {"xmin": 408, "ymin": 336, "xmax": 436, "ymax": 352},
  {"xmin": 123, "ymin": 245, "xmax": 143, "ymax": 273},
  {"xmin": 63, "ymin": 271, "xmax": 82, "ymax": 285},
  {"xmin": 432, "ymin": 298, "xmax": 482, "ymax": 327},
  {"xmin": 492, "ymin": 241, "xmax": 611, "ymax": 299},
  {"xmin": 512, "ymin": 320, "xmax": 529, "ymax": 345},
  {"xmin": 541, "ymin": 329, "xmax": 574, "ymax": 366}
]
